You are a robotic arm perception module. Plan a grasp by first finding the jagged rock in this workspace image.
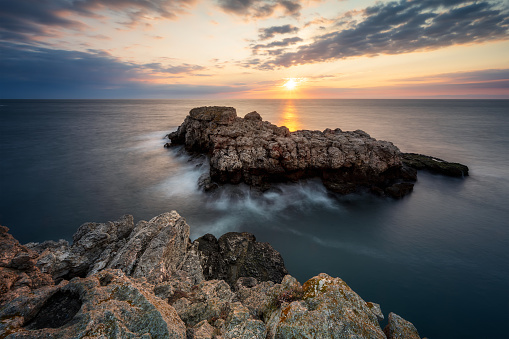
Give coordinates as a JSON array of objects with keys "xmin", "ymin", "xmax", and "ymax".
[
  {"xmin": 265, "ymin": 273, "xmax": 386, "ymax": 338},
  {"xmin": 384, "ymin": 312, "xmax": 421, "ymax": 339},
  {"xmin": 223, "ymin": 302, "xmax": 265, "ymax": 339},
  {"xmin": 170, "ymin": 279, "xmax": 234, "ymax": 327},
  {"xmin": 402, "ymin": 153, "xmax": 469, "ymax": 177},
  {"xmin": 0, "ymin": 213, "xmax": 425, "ymax": 338},
  {"xmin": 194, "ymin": 232, "xmax": 288, "ymax": 287},
  {"xmin": 27, "ymin": 215, "xmax": 136, "ymax": 281},
  {"xmin": 0, "ymin": 226, "xmax": 53, "ymax": 306},
  {"xmin": 168, "ymin": 106, "xmax": 414, "ymax": 196},
  {"xmin": 27, "ymin": 212, "xmax": 204, "ymax": 285},
  {"xmin": 366, "ymin": 302, "xmax": 384, "ymax": 322},
  {"xmin": 187, "ymin": 319, "xmax": 216, "ymax": 339},
  {"xmin": 0, "ymin": 269, "xmax": 186, "ymax": 338},
  {"xmin": 235, "ymin": 278, "xmax": 275, "ymax": 320}
]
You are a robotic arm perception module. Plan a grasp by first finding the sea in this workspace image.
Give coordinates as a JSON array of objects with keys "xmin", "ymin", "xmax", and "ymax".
[{"xmin": 0, "ymin": 99, "xmax": 508, "ymax": 338}]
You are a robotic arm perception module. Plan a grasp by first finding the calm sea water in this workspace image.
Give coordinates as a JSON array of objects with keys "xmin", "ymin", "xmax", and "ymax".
[{"xmin": 1, "ymin": 99, "xmax": 508, "ymax": 338}]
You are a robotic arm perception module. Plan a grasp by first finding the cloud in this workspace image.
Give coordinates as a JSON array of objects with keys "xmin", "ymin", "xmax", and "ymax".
[
  {"xmin": 303, "ymin": 68, "xmax": 509, "ymax": 98},
  {"xmin": 0, "ymin": 0, "xmax": 197, "ymax": 42},
  {"xmin": 216, "ymin": 0, "xmax": 302, "ymax": 18},
  {"xmin": 0, "ymin": 43, "xmax": 245, "ymax": 98},
  {"xmin": 143, "ymin": 62, "xmax": 206, "ymax": 74},
  {"xmin": 258, "ymin": 24, "xmax": 299, "ymax": 40},
  {"xmin": 259, "ymin": 0, "xmax": 509, "ymax": 69},
  {"xmin": 251, "ymin": 36, "xmax": 303, "ymax": 54}
]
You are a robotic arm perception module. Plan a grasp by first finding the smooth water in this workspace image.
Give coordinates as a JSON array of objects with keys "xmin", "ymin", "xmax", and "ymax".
[{"xmin": 1, "ymin": 99, "xmax": 508, "ymax": 338}]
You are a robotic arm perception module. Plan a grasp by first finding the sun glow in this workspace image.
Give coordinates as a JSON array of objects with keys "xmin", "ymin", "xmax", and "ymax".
[{"xmin": 284, "ymin": 78, "xmax": 298, "ymax": 90}]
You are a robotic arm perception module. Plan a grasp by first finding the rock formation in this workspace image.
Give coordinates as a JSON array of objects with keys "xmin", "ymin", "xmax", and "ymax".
[
  {"xmin": 0, "ymin": 212, "xmax": 423, "ymax": 338},
  {"xmin": 401, "ymin": 153, "xmax": 469, "ymax": 177},
  {"xmin": 166, "ymin": 106, "xmax": 469, "ymax": 198},
  {"xmin": 167, "ymin": 106, "xmax": 417, "ymax": 197},
  {"xmin": 193, "ymin": 232, "xmax": 288, "ymax": 287}
]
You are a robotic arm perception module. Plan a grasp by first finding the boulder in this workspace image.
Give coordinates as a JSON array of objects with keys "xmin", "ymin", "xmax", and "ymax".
[
  {"xmin": 194, "ymin": 232, "xmax": 288, "ymax": 287},
  {"xmin": 265, "ymin": 273, "xmax": 386, "ymax": 338}
]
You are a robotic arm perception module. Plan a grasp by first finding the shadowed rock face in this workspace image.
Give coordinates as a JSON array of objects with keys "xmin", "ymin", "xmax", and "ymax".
[
  {"xmin": 24, "ymin": 290, "xmax": 82, "ymax": 330},
  {"xmin": 193, "ymin": 232, "xmax": 288, "ymax": 288},
  {"xmin": 402, "ymin": 153, "xmax": 469, "ymax": 177},
  {"xmin": 168, "ymin": 106, "xmax": 416, "ymax": 197}
]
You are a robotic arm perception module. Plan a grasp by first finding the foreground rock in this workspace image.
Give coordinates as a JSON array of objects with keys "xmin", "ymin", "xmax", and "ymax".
[
  {"xmin": 168, "ymin": 106, "xmax": 416, "ymax": 197},
  {"xmin": 1, "ymin": 213, "xmax": 423, "ymax": 338},
  {"xmin": 0, "ymin": 226, "xmax": 53, "ymax": 306},
  {"xmin": 193, "ymin": 232, "xmax": 288, "ymax": 287}
]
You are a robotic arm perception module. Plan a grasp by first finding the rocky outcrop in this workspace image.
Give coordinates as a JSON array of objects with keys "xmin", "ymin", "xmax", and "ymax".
[
  {"xmin": 0, "ymin": 213, "xmax": 424, "ymax": 338},
  {"xmin": 193, "ymin": 232, "xmax": 288, "ymax": 288},
  {"xmin": 0, "ymin": 226, "xmax": 53, "ymax": 306},
  {"xmin": 1, "ymin": 269, "xmax": 186, "ymax": 338},
  {"xmin": 26, "ymin": 211, "xmax": 204, "ymax": 285},
  {"xmin": 168, "ymin": 106, "xmax": 416, "ymax": 197},
  {"xmin": 402, "ymin": 153, "xmax": 469, "ymax": 177}
]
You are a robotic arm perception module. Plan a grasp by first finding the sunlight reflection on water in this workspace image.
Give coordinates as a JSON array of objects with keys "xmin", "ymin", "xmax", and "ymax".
[{"xmin": 277, "ymin": 99, "xmax": 301, "ymax": 132}]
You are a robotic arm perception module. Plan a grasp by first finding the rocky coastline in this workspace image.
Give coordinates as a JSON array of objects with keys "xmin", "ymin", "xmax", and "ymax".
[
  {"xmin": 0, "ymin": 212, "xmax": 422, "ymax": 338},
  {"xmin": 166, "ymin": 106, "xmax": 468, "ymax": 198}
]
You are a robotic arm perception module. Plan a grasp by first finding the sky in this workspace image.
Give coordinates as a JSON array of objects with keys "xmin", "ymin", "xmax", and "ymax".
[{"xmin": 1, "ymin": 0, "xmax": 508, "ymax": 99}]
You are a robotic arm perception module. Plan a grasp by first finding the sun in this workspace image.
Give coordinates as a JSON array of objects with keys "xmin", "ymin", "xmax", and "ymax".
[{"xmin": 283, "ymin": 78, "xmax": 298, "ymax": 90}]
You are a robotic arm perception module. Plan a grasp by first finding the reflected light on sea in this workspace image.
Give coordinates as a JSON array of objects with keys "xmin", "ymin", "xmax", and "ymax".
[{"xmin": 278, "ymin": 100, "xmax": 301, "ymax": 132}]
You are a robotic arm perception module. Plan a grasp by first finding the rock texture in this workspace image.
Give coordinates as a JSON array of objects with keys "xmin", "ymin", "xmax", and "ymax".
[
  {"xmin": 26, "ymin": 212, "xmax": 204, "ymax": 285},
  {"xmin": 384, "ymin": 312, "xmax": 422, "ymax": 339},
  {"xmin": 168, "ymin": 106, "xmax": 417, "ymax": 196},
  {"xmin": 1, "ymin": 213, "xmax": 424, "ymax": 338},
  {"xmin": 0, "ymin": 226, "xmax": 53, "ymax": 306},
  {"xmin": 1, "ymin": 269, "xmax": 186, "ymax": 338},
  {"xmin": 193, "ymin": 232, "xmax": 288, "ymax": 287}
]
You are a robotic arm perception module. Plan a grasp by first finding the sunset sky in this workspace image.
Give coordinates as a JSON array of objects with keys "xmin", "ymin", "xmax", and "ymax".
[{"xmin": 1, "ymin": 0, "xmax": 508, "ymax": 99}]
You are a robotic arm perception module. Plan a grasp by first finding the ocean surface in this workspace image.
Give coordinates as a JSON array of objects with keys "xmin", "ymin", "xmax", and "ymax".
[{"xmin": 1, "ymin": 99, "xmax": 508, "ymax": 338}]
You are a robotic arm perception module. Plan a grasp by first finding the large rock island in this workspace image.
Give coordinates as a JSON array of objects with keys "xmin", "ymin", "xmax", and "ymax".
[
  {"xmin": 0, "ymin": 212, "xmax": 422, "ymax": 338},
  {"xmin": 167, "ymin": 106, "xmax": 468, "ymax": 198}
]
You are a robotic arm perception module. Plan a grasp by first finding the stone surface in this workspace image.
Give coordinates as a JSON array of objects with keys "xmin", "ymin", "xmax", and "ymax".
[
  {"xmin": 402, "ymin": 153, "xmax": 469, "ymax": 177},
  {"xmin": 194, "ymin": 232, "xmax": 288, "ymax": 287},
  {"xmin": 265, "ymin": 273, "xmax": 386, "ymax": 339},
  {"xmin": 384, "ymin": 312, "xmax": 421, "ymax": 339},
  {"xmin": 170, "ymin": 279, "xmax": 234, "ymax": 327},
  {"xmin": 0, "ymin": 226, "xmax": 54, "ymax": 306},
  {"xmin": 1, "ymin": 269, "xmax": 186, "ymax": 338},
  {"xmin": 168, "ymin": 106, "xmax": 415, "ymax": 196},
  {"xmin": 187, "ymin": 319, "xmax": 216, "ymax": 339},
  {"xmin": 27, "ymin": 211, "xmax": 204, "ymax": 285}
]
